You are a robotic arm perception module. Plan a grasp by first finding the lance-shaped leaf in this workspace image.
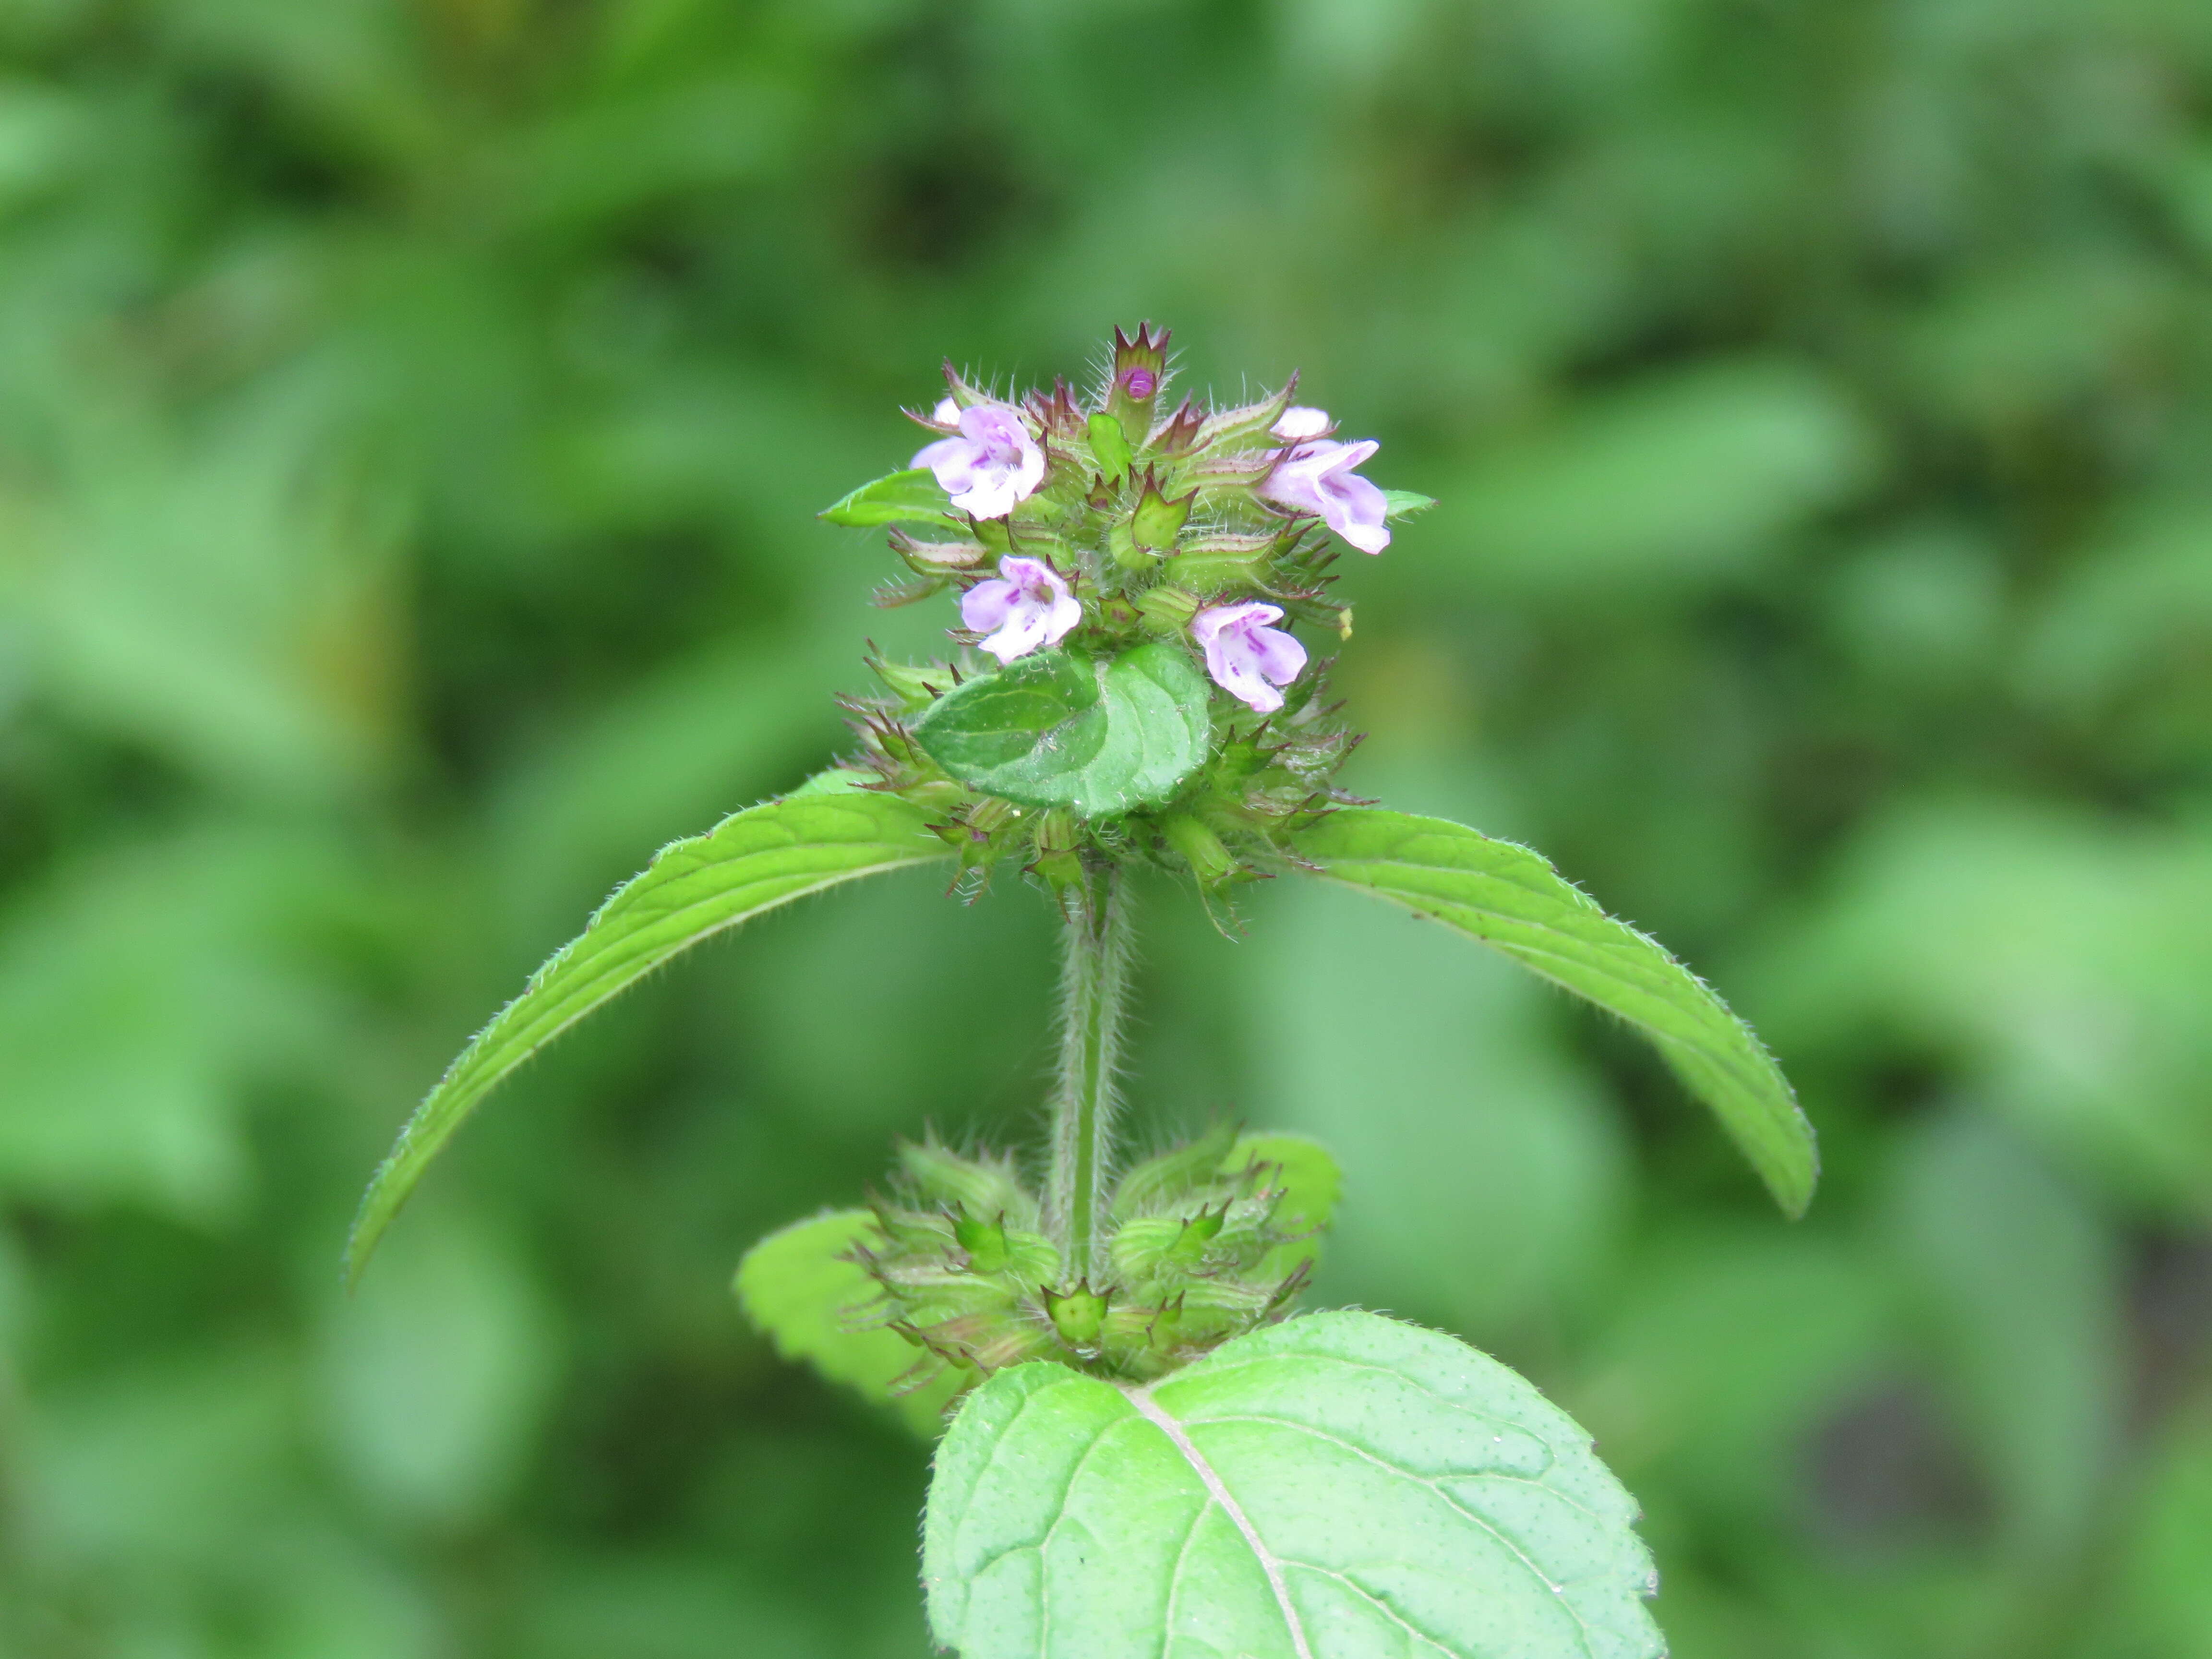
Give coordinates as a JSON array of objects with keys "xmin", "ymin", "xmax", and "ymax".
[
  {"xmin": 347, "ymin": 788, "xmax": 953, "ymax": 1282},
  {"xmin": 1290, "ymin": 807, "xmax": 1816, "ymax": 1215},
  {"xmin": 821, "ymin": 467, "xmax": 962, "ymax": 529},
  {"xmin": 924, "ymin": 1309, "xmax": 1663, "ymax": 1659},
  {"xmin": 735, "ymin": 1209, "xmax": 963, "ymax": 1436}
]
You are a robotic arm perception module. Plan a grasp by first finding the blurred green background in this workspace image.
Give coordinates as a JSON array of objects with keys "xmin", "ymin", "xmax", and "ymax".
[{"xmin": 4, "ymin": 0, "xmax": 2212, "ymax": 1654}]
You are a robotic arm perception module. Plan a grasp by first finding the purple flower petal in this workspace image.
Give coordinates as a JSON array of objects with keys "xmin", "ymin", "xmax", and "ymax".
[
  {"xmin": 1259, "ymin": 436, "xmax": 1392, "ymax": 555},
  {"xmin": 1191, "ymin": 601, "xmax": 1306, "ymax": 713},
  {"xmin": 912, "ymin": 402, "xmax": 1046, "ymax": 520},
  {"xmin": 964, "ymin": 556, "xmax": 1080, "ymax": 663},
  {"xmin": 960, "ymin": 578, "xmax": 1019, "ymax": 635}
]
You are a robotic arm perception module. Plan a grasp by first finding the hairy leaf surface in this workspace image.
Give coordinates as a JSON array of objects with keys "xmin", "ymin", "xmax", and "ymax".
[
  {"xmin": 348, "ymin": 789, "xmax": 952, "ymax": 1280},
  {"xmin": 924, "ymin": 1309, "xmax": 1663, "ymax": 1659},
  {"xmin": 735, "ymin": 1209, "xmax": 962, "ymax": 1435},
  {"xmin": 1291, "ymin": 807, "xmax": 1815, "ymax": 1215},
  {"xmin": 912, "ymin": 644, "xmax": 1212, "ymax": 816}
]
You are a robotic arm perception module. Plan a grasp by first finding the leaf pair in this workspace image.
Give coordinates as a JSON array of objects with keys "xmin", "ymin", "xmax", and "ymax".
[{"xmin": 347, "ymin": 789, "xmax": 1814, "ymax": 1283}]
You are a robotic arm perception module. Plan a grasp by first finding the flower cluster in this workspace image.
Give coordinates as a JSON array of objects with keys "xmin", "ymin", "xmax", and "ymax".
[
  {"xmin": 903, "ymin": 350, "xmax": 1393, "ymax": 710},
  {"xmin": 822, "ymin": 325, "xmax": 1430, "ymax": 896}
]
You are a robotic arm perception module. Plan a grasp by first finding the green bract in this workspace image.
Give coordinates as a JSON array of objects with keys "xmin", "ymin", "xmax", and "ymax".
[
  {"xmin": 923, "ymin": 1309, "xmax": 1663, "ymax": 1659},
  {"xmin": 1291, "ymin": 807, "xmax": 1817, "ymax": 1215},
  {"xmin": 820, "ymin": 467, "xmax": 962, "ymax": 529},
  {"xmin": 911, "ymin": 644, "xmax": 1214, "ymax": 816}
]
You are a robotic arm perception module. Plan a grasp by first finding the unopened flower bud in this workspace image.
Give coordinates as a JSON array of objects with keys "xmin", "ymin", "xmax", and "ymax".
[
  {"xmin": 1107, "ymin": 321, "xmax": 1169, "ymax": 435},
  {"xmin": 1271, "ymin": 405, "xmax": 1332, "ymax": 440}
]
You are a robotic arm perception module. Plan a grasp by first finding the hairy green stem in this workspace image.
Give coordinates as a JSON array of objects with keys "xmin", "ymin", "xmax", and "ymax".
[{"xmin": 1045, "ymin": 862, "xmax": 1132, "ymax": 1284}]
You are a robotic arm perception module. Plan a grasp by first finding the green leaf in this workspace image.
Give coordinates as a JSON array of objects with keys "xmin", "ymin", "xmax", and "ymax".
[
  {"xmin": 734, "ymin": 1209, "xmax": 963, "ymax": 1436},
  {"xmin": 911, "ymin": 644, "xmax": 1212, "ymax": 817},
  {"xmin": 1290, "ymin": 807, "xmax": 1817, "ymax": 1217},
  {"xmin": 820, "ymin": 468, "xmax": 962, "ymax": 529},
  {"xmin": 347, "ymin": 789, "xmax": 953, "ymax": 1283},
  {"xmin": 1222, "ymin": 1131, "xmax": 1341, "ymax": 1281},
  {"xmin": 1382, "ymin": 488, "xmax": 1437, "ymax": 518},
  {"xmin": 923, "ymin": 1309, "xmax": 1663, "ymax": 1659}
]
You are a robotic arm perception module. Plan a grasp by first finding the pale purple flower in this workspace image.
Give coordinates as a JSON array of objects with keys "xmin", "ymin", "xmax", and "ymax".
[
  {"xmin": 1270, "ymin": 405, "xmax": 1333, "ymax": 441},
  {"xmin": 1191, "ymin": 601, "xmax": 1308, "ymax": 713},
  {"xmin": 962, "ymin": 557, "xmax": 1082, "ymax": 664},
  {"xmin": 913, "ymin": 403, "xmax": 1046, "ymax": 519},
  {"xmin": 929, "ymin": 396, "xmax": 960, "ymax": 424},
  {"xmin": 1259, "ymin": 436, "xmax": 1390, "ymax": 554}
]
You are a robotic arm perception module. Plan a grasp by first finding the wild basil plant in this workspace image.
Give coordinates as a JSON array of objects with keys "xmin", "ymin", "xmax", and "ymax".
[{"xmin": 349, "ymin": 327, "xmax": 1818, "ymax": 1659}]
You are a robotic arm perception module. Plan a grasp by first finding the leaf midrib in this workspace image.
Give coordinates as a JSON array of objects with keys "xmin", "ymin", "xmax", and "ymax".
[{"xmin": 1123, "ymin": 1382, "xmax": 1316, "ymax": 1659}]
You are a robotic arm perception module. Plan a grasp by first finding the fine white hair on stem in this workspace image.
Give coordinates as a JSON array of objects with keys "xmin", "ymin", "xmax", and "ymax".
[{"xmin": 1041, "ymin": 865, "xmax": 1135, "ymax": 1282}]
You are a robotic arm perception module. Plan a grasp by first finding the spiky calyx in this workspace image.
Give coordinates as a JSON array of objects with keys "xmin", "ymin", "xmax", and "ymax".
[{"xmin": 850, "ymin": 1131, "xmax": 1322, "ymax": 1396}]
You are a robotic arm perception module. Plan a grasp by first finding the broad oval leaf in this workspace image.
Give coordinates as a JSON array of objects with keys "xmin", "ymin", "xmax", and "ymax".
[
  {"xmin": 1291, "ymin": 807, "xmax": 1816, "ymax": 1216},
  {"xmin": 821, "ymin": 467, "xmax": 962, "ymax": 529},
  {"xmin": 347, "ymin": 788, "xmax": 953, "ymax": 1282},
  {"xmin": 924, "ymin": 1309, "xmax": 1662, "ymax": 1659},
  {"xmin": 912, "ymin": 643, "xmax": 1212, "ymax": 817},
  {"xmin": 735, "ymin": 1209, "xmax": 963, "ymax": 1436}
]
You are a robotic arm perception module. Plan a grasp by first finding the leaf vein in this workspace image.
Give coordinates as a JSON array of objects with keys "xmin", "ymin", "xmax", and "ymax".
[
  {"xmin": 1125, "ymin": 1384, "xmax": 1315, "ymax": 1659},
  {"xmin": 1278, "ymin": 1560, "xmax": 1464, "ymax": 1659},
  {"xmin": 1196, "ymin": 1415, "xmax": 1601, "ymax": 1656}
]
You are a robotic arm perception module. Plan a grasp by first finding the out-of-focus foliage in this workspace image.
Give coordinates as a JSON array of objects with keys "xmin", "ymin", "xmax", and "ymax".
[{"xmin": 1, "ymin": 0, "xmax": 2209, "ymax": 1654}]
